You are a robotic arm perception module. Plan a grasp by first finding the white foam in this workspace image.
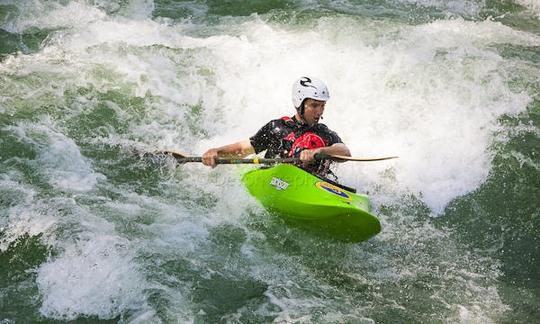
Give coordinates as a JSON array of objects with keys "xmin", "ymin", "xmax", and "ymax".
[
  {"xmin": 515, "ymin": 0, "xmax": 540, "ymax": 18},
  {"xmin": 0, "ymin": 176, "xmax": 50, "ymax": 251},
  {"xmin": 0, "ymin": 189, "xmax": 154, "ymax": 321},
  {"xmin": 397, "ymin": 0, "xmax": 483, "ymax": 16},
  {"xmin": 30, "ymin": 184, "xmax": 201, "ymax": 321},
  {"xmin": 2, "ymin": 0, "xmax": 158, "ymax": 33},
  {"xmin": 331, "ymin": 18, "xmax": 537, "ymax": 212},
  {"xmin": 3, "ymin": 1, "xmax": 106, "ymax": 33},
  {"xmin": 37, "ymin": 233, "xmax": 148, "ymax": 320},
  {"xmin": 5, "ymin": 119, "xmax": 105, "ymax": 193}
]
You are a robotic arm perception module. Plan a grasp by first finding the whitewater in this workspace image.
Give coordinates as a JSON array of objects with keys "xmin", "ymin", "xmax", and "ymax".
[{"xmin": 0, "ymin": 0, "xmax": 538, "ymax": 322}]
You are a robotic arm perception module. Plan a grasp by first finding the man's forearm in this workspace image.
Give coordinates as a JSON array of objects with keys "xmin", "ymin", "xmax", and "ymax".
[
  {"xmin": 215, "ymin": 139, "xmax": 255, "ymax": 158},
  {"xmin": 320, "ymin": 143, "xmax": 351, "ymax": 157}
]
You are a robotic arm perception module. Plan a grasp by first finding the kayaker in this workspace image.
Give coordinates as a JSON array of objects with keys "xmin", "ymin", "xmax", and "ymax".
[{"xmin": 202, "ymin": 76, "xmax": 351, "ymax": 176}]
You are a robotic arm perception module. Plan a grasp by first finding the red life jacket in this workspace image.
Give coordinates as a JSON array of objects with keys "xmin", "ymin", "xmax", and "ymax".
[{"xmin": 281, "ymin": 116, "xmax": 326, "ymax": 157}]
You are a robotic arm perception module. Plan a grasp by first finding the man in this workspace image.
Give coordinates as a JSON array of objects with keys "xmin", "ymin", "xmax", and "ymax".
[{"xmin": 202, "ymin": 76, "xmax": 351, "ymax": 176}]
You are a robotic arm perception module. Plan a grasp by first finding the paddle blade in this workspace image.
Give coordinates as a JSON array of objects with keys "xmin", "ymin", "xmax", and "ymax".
[
  {"xmin": 332, "ymin": 154, "xmax": 399, "ymax": 162},
  {"xmin": 159, "ymin": 150, "xmax": 189, "ymax": 158},
  {"xmin": 315, "ymin": 152, "xmax": 399, "ymax": 162},
  {"xmin": 146, "ymin": 150, "xmax": 192, "ymax": 164}
]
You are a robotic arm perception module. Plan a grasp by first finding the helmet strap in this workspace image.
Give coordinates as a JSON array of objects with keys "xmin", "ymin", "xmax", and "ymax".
[{"xmin": 298, "ymin": 99, "xmax": 306, "ymax": 120}]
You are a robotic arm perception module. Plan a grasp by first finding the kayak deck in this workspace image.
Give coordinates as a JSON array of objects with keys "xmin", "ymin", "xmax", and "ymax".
[{"xmin": 242, "ymin": 164, "xmax": 381, "ymax": 242}]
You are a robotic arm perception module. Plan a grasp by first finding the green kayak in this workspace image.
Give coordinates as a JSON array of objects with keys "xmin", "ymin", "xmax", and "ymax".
[{"xmin": 242, "ymin": 164, "xmax": 381, "ymax": 242}]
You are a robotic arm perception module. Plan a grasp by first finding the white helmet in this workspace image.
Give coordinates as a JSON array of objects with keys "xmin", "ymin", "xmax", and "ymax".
[{"xmin": 292, "ymin": 76, "xmax": 330, "ymax": 110}]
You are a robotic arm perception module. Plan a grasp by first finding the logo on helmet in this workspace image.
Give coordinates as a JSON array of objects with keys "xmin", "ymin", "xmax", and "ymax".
[{"xmin": 299, "ymin": 77, "xmax": 316, "ymax": 89}]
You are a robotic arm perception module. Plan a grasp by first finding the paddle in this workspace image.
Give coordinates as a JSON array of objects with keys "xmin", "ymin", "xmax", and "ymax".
[
  {"xmin": 152, "ymin": 150, "xmax": 398, "ymax": 165},
  {"xmin": 161, "ymin": 150, "xmax": 297, "ymax": 165}
]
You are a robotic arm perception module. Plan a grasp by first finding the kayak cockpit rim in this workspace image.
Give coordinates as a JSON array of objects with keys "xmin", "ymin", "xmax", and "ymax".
[{"xmin": 257, "ymin": 164, "xmax": 357, "ymax": 193}]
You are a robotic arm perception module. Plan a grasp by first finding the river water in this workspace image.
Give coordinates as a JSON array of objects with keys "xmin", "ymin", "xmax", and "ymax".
[{"xmin": 0, "ymin": 0, "xmax": 539, "ymax": 322}]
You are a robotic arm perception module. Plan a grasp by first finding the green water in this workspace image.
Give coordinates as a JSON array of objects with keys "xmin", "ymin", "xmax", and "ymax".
[{"xmin": 0, "ymin": 0, "xmax": 539, "ymax": 322}]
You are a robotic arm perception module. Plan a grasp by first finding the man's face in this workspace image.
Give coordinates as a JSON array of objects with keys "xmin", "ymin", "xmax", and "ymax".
[{"xmin": 302, "ymin": 98, "xmax": 326, "ymax": 126}]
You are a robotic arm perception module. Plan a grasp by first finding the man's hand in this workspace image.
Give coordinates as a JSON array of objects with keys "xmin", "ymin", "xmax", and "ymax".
[
  {"xmin": 299, "ymin": 148, "xmax": 323, "ymax": 165},
  {"xmin": 202, "ymin": 148, "xmax": 219, "ymax": 168}
]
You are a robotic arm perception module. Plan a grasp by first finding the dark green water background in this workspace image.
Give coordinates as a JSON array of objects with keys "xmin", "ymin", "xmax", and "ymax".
[{"xmin": 0, "ymin": 0, "xmax": 538, "ymax": 322}]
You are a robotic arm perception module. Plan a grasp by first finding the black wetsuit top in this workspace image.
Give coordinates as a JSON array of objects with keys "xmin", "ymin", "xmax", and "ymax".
[{"xmin": 249, "ymin": 116, "xmax": 343, "ymax": 175}]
